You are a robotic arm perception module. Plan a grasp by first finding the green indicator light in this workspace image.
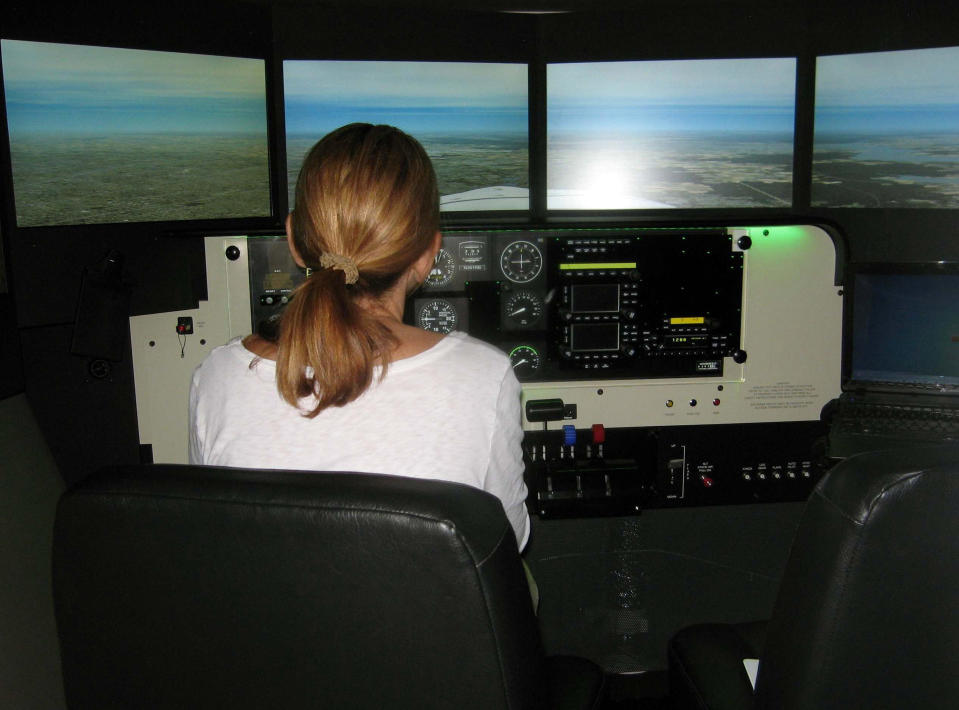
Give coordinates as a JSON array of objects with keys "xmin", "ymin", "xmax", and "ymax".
[
  {"xmin": 560, "ymin": 262, "xmax": 637, "ymax": 270},
  {"xmin": 753, "ymin": 226, "xmax": 808, "ymax": 247}
]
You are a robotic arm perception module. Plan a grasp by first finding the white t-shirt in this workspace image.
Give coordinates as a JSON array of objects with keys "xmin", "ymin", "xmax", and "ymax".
[{"xmin": 189, "ymin": 331, "xmax": 529, "ymax": 549}]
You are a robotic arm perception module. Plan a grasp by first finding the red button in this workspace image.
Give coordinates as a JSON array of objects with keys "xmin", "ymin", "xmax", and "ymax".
[{"xmin": 591, "ymin": 424, "xmax": 606, "ymax": 445}]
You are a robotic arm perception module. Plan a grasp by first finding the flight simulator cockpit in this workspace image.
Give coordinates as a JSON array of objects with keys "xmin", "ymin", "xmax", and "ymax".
[{"xmin": 2, "ymin": 1, "xmax": 958, "ymax": 703}]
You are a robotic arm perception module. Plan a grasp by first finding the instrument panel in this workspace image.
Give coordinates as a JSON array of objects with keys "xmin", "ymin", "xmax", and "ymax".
[
  {"xmin": 409, "ymin": 229, "xmax": 743, "ymax": 382},
  {"xmin": 249, "ymin": 228, "xmax": 745, "ymax": 383},
  {"xmin": 134, "ymin": 224, "xmax": 843, "ymax": 510}
]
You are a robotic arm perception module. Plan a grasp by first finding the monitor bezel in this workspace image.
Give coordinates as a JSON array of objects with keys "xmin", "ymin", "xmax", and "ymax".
[
  {"xmin": 544, "ymin": 56, "xmax": 800, "ymax": 214},
  {"xmin": 0, "ymin": 36, "xmax": 283, "ymax": 234}
]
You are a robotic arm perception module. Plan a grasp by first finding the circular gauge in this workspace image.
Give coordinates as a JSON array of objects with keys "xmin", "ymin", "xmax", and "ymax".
[
  {"xmin": 500, "ymin": 241, "xmax": 543, "ymax": 283},
  {"xmin": 504, "ymin": 291, "xmax": 544, "ymax": 327},
  {"xmin": 508, "ymin": 345, "xmax": 541, "ymax": 380},
  {"xmin": 425, "ymin": 248, "xmax": 455, "ymax": 288},
  {"xmin": 416, "ymin": 299, "xmax": 458, "ymax": 334}
]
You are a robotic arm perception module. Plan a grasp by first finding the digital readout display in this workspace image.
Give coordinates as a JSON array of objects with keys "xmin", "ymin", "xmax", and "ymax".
[
  {"xmin": 571, "ymin": 323, "xmax": 620, "ymax": 352},
  {"xmin": 571, "ymin": 284, "xmax": 620, "ymax": 313},
  {"xmin": 666, "ymin": 335, "xmax": 709, "ymax": 348}
]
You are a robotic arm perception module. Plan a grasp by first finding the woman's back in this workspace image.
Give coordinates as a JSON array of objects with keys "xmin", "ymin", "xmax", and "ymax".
[
  {"xmin": 189, "ymin": 123, "xmax": 530, "ymax": 549},
  {"xmin": 190, "ymin": 331, "xmax": 529, "ymax": 548}
]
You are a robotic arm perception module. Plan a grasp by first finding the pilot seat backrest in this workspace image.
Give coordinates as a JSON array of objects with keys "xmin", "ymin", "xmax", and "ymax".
[
  {"xmin": 756, "ymin": 445, "xmax": 959, "ymax": 709},
  {"xmin": 52, "ymin": 464, "xmax": 552, "ymax": 709}
]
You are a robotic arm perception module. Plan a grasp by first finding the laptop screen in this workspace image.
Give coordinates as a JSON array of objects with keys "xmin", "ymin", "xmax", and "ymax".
[{"xmin": 844, "ymin": 263, "xmax": 959, "ymax": 392}]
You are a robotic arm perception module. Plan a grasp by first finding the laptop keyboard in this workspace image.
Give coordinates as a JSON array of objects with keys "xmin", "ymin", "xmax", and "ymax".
[{"xmin": 834, "ymin": 401, "xmax": 959, "ymax": 438}]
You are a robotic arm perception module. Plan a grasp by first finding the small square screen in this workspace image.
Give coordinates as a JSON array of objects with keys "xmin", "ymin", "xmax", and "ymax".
[
  {"xmin": 571, "ymin": 284, "xmax": 620, "ymax": 313},
  {"xmin": 571, "ymin": 323, "xmax": 620, "ymax": 352}
]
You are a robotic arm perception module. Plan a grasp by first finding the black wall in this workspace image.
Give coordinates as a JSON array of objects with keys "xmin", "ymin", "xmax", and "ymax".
[{"xmin": 1, "ymin": 0, "xmax": 958, "ymax": 481}]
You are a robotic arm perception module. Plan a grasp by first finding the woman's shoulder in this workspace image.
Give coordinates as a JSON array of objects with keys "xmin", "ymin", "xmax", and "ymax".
[
  {"xmin": 451, "ymin": 331, "xmax": 511, "ymax": 362},
  {"xmin": 429, "ymin": 331, "xmax": 511, "ymax": 368},
  {"xmin": 425, "ymin": 333, "xmax": 517, "ymax": 390},
  {"xmin": 388, "ymin": 331, "xmax": 510, "ymax": 381},
  {"xmin": 194, "ymin": 337, "xmax": 263, "ymax": 379}
]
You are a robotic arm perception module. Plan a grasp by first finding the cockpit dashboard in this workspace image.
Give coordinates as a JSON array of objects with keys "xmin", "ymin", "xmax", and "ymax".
[{"xmin": 131, "ymin": 223, "xmax": 842, "ymax": 515}]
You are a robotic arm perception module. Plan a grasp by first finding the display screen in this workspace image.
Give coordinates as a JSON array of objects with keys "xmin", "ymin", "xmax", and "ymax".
[
  {"xmin": 813, "ymin": 46, "xmax": 959, "ymax": 208},
  {"xmin": 850, "ymin": 271, "xmax": 959, "ymax": 386},
  {"xmin": 547, "ymin": 58, "xmax": 796, "ymax": 209},
  {"xmin": 571, "ymin": 323, "xmax": 620, "ymax": 352},
  {"xmin": 571, "ymin": 284, "xmax": 619, "ymax": 313},
  {"xmin": 666, "ymin": 335, "xmax": 709, "ymax": 349},
  {"xmin": 1, "ymin": 39, "xmax": 271, "ymax": 227},
  {"xmin": 283, "ymin": 60, "xmax": 529, "ymax": 212}
]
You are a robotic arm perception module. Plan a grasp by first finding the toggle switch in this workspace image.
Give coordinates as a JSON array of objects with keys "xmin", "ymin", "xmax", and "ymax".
[{"xmin": 591, "ymin": 424, "xmax": 606, "ymax": 445}]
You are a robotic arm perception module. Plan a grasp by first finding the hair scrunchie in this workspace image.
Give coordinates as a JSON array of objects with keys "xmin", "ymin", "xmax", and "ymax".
[{"xmin": 319, "ymin": 252, "xmax": 360, "ymax": 285}]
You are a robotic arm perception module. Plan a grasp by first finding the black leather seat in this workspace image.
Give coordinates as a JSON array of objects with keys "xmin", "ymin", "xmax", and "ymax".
[
  {"xmin": 53, "ymin": 464, "xmax": 605, "ymax": 709},
  {"xmin": 668, "ymin": 445, "xmax": 959, "ymax": 710}
]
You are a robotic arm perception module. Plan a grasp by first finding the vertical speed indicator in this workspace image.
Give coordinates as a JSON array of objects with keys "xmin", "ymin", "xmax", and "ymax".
[{"xmin": 500, "ymin": 241, "xmax": 543, "ymax": 283}]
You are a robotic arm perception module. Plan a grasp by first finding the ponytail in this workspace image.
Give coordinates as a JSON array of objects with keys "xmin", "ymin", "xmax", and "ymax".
[
  {"xmin": 275, "ymin": 268, "xmax": 396, "ymax": 417},
  {"xmin": 274, "ymin": 123, "xmax": 438, "ymax": 417}
]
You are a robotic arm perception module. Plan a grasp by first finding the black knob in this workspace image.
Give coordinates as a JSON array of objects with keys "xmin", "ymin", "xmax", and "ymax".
[
  {"xmin": 88, "ymin": 359, "xmax": 112, "ymax": 379},
  {"xmin": 225, "ymin": 245, "xmax": 241, "ymax": 261},
  {"xmin": 732, "ymin": 349, "xmax": 748, "ymax": 364},
  {"xmin": 737, "ymin": 236, "xmax": 752, "ymax": 250}
]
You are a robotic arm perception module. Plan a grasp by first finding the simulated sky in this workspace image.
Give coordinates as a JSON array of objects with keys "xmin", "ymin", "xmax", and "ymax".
[{"xmin": 1, "ymin": 39, "xmax": 267, "ymax": 134}]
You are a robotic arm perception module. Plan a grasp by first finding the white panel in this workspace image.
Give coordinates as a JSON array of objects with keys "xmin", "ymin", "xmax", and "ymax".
[
  {"xmin": 521, "ymin": 225, "xmax": 842, "ymax": 430},
  {"xmin": 129, "ymin": 236, "xmax": 250, "ymax": 463},
  {"xmin": 130, "ymin": 226, "xmax": 843, "ymax": 456}
]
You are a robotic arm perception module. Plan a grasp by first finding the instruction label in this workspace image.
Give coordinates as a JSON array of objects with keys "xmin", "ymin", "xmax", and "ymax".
[{"xmin": 744, "ymin": 382, "xmax": 818, "ymax": 410}]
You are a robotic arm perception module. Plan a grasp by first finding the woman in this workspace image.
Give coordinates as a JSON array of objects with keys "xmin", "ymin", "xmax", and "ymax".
[{"xmin": 189, "ymin": 123, "xmax": 529, "ymax": 550}]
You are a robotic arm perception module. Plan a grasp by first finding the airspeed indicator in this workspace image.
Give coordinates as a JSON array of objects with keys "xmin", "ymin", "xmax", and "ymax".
[{"xmin": 417, "ymin": 299, "xmax": 458, "ymax": 333}]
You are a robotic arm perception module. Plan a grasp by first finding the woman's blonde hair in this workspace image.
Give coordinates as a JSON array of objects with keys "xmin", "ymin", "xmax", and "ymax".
[{"xmin": 276, "ymin": 123, "xmax": 439, "ymax": 417}]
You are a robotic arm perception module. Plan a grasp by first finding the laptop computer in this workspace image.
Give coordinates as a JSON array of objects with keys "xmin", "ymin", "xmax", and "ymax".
[{"xmin": 828, "ymin": 262, "xmax": 959, "ymax": 458}]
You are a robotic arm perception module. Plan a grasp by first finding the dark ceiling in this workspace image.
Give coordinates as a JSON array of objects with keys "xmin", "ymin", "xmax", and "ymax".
[{"xmin": 237, "ymin": 0, "xmax": 748, "ymax": 14}]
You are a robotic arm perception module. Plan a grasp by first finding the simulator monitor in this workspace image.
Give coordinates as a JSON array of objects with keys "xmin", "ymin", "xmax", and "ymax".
[
  {"xmin": 1, "ymin": 39, "xmax": 271, "ymax": 227},
  {"xmin": 283, "ymin": 60, "xmax": 529, "ymax": 212},
  {"xmin": 546, "ymin": 57, "xmax": 796, "ymax": 210},
  {"xmin": 814, "ymin": 46, "xmax": 959, "ymax": 209}
]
